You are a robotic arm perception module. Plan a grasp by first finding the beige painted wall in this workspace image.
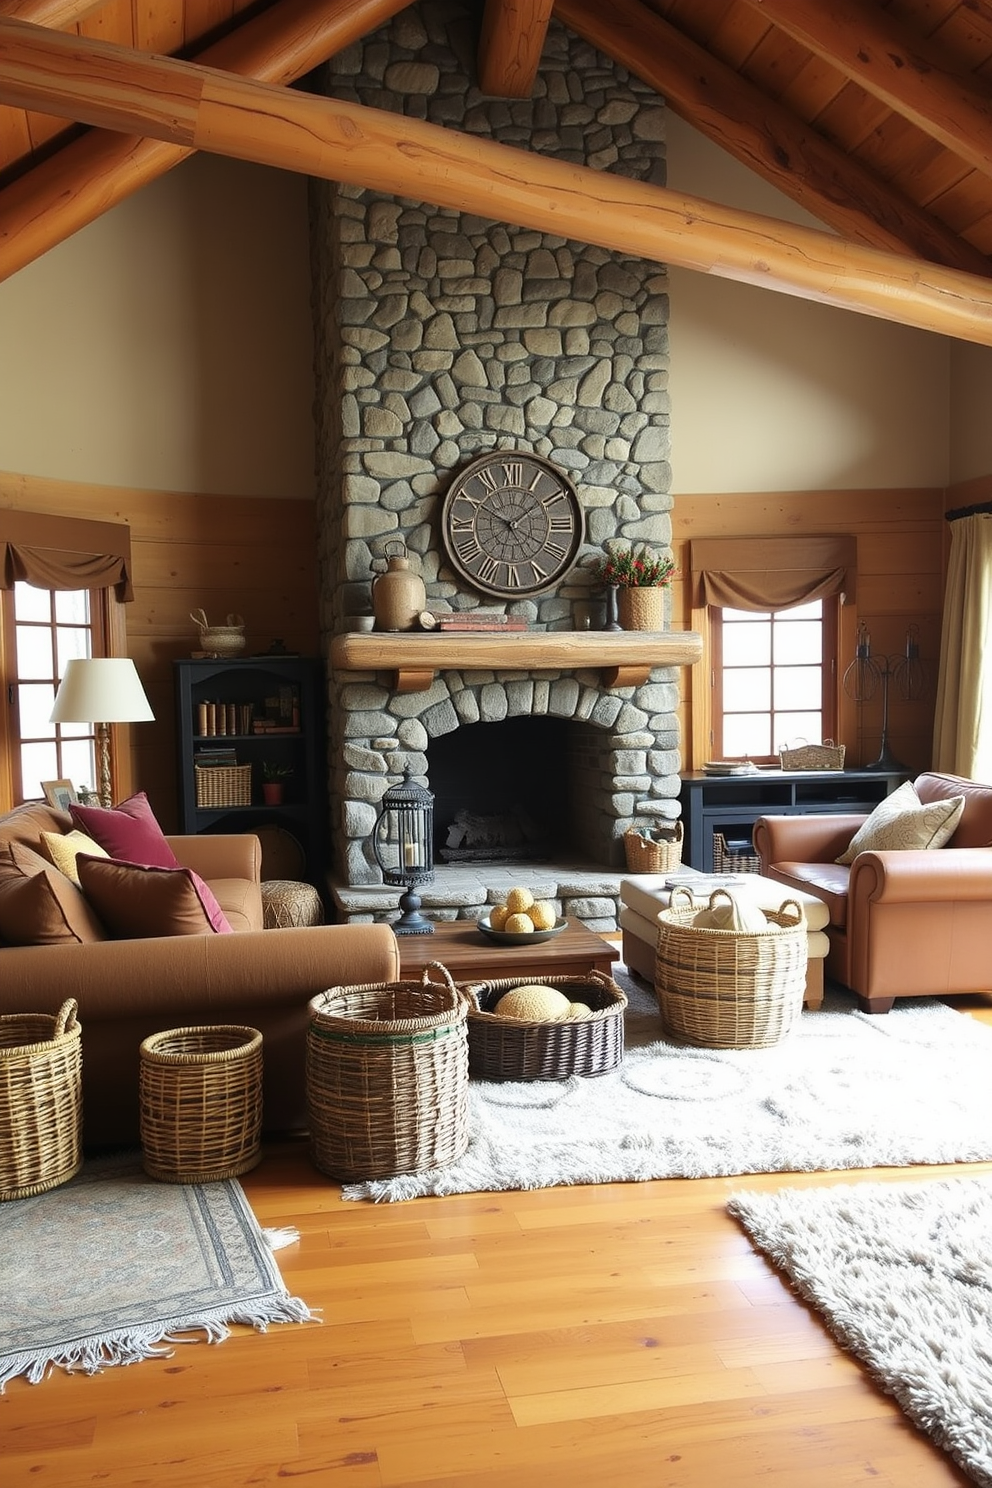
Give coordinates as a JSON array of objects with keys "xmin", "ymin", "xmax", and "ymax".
[
  {"xmin": 948, "ymin": 339, "xmax": 992, "ymax": 485},
  {"xmin": 665, "ymin": 115, "xmax": 951, "ymax": 493},
  {"xmin": 0, "ymin": 153, "xmax": 315, "ymax": 499}
]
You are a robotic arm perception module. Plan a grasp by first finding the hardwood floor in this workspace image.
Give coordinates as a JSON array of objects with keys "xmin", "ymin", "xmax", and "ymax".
[{"xmin": 5, "ymin": 989, "xmax": 992, "ymax": 1487}]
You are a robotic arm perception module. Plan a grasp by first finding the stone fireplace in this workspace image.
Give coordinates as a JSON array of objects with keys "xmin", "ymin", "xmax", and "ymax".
[{"xmin": 310, "ymin": 2, "xmax": 688, "ymax": 928}]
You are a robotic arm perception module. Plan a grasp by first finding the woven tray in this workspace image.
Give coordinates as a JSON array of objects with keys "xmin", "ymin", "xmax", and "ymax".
[
  {"xmin": 464, "ymin": 969, "xmax": 627, "ymax": 1081},
  {"xmin": 624, "ymin": 819, "xmax": 683, "ymax": 874},
  {"xmin": 655, "ymin": 888, "xmax": 807, "ymax": 1049},
  {"xmin": 0, "ymin": 999, "xmax": 82, "ymax": 1201},
  {"xmin": 778, "ymin": 739, "xmax": 845, "ymax": 770},
  {"xmin": 195, "ymin": 763, "xmax": 252, "ymax": 808},
  {"xmin": 139, "ymin": 1024, "xmax": 263, "ymax": 1183},
  {"xmin": 306, "ymin": 963, "xmax": 469, "ymax": 1182}
]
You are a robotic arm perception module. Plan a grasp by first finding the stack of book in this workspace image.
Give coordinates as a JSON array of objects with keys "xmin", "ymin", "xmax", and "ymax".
[{"xmin": 436, "ymin": 614, "xmax": 528, "ymax": 633}]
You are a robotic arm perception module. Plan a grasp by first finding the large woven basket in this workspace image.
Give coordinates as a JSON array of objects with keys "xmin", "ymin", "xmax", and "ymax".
[
  {"xmin": 0, "ymin": 999, "xmax": 82, "ymax": 1201},
  {"xmin": 778, "ymin": 739, "xmax": 845, "ymax": 770},
  {"xmin": 624, "ymin": 819, "xmax": 683, "ymax": 874},
  {"xmin": 306, "ymin": 964, "xmax": 469, "ymax": 1182},
  {"xmin": 139, "ymin": 1024, "xmax": 263, "ymax": 1183},
  {"xmin": 465, "ymin": 970, "xmax": 627, "ymax": 1082},
  {"xmin": 195, "ymin": 763, "xmax": 252, "ymax": 808},
  {"xmin": 712, "ymin": 831, "xmax": 762, "ymax": 875},
  {"xmin": 655, "ymin": 888, "xmax": 808, "ymax": 1050}
]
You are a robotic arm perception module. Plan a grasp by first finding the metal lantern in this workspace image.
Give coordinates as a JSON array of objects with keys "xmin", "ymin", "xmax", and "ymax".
[{"xmin": 371, "ymin": 766, "xmax": 435, "ymax": 935}]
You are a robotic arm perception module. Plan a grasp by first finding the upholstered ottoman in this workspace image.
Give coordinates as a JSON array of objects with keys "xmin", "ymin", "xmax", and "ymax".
[
  {"xmin": 619, "ymin": 873, "xmax": 831, "ymax": 1009},
  {"xmin": 260, "ymin": 880, "xmax": 325, "ymax": 930}
]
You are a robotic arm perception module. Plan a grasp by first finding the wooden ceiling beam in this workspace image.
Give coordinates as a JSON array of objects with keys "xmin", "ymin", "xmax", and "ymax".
[
  {"xmin": 555, "ymin": 0, "xmax": 991, "ymax": 276},
  {"xmin": 3, "ymin": 18, "xmax": 992, "ymax": 346},
  {"xmin": 736, "ymin": 0, "xmax": 992, "ymax": 181},
  {"xmin": 0, "ymin": 0, "xmax": 410, "ymax": 280},
  {"xmin": 0, "ymin": 0, "xmax": 104, "ymax": 24},
  {"xmin": 478, "ymin": 0, "xmax": 553, "ymax": 97}
]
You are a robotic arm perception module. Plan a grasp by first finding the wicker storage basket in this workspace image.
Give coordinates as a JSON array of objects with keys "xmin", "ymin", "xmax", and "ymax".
[
  {"xmin": 306, "ymin": 964, "xmax": 469, "ymax": 1183},
  {"xmin": 712, "ymin": 831, "xmax": 762, "ymax": 874},
  {"xmin": 778, "ymin": 739, "xmax": 846, "ymax": 770},
  {"xmin": 195, "ymin": 763, "xmax": 252, "ymax": 808},
  {"xmin": 624, "ymin": 819, "xmax": 683, "ymax": 874},
  {"xmin": 655, "ymin": 888, "xmax": 808, "ymax": 1049},
  {"xmin": 0, "ymin": 999, "xmax": 82, "ymax": 1201},
  {"xmin": 465, "ymin": 970, "xmax": 627, "ymax": 1082},
  {"xmin": 139, "ymin": 1024, "xmax": 263, "ymax": 1183}
]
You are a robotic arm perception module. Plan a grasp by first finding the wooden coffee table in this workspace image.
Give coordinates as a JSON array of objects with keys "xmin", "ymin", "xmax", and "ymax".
[{"xmin": 397, "ymin": 918, "xmax": 619, "ymax": 984}]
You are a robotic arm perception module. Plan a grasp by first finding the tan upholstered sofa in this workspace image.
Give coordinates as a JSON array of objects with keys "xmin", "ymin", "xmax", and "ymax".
[
  {"xmin": 0, "ymin": 800, "xmax": 400, "ymax": 1147},
  {"xmin": 753, "ymin": 771, "xmax": 992, "ymax": 1014}
]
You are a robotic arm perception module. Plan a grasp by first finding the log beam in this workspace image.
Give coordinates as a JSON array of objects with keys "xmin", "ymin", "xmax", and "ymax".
[
  {"xmin": 3, "ymin": 19, "xmax": 992, "ymax": 345},
  {"xmin": 478, "ymin": 0, "xmax": 553, "ymax": 98},
  {"xmin": 737, "ymin": 0, "xmax": 992, "ymax": 181},
  {"xmin": 0, "ymin": 0, "xmax": 410, "ymax": 281},
  {"xmin": 555, "ymin": 0, "xmax": 991, "ymax": 277},
  {"xmin": 0, "ymin": 0, "xmax": 103, "ymax": 23}
]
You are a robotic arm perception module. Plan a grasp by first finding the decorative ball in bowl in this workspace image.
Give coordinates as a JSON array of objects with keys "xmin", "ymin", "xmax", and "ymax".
[
  {"xmin": 477, "ymin": 914, "xmax": 568, "ymax": 946},
  {"xmin": 477, "ymin": 887, "xmax": 566, "ymax": 945}
]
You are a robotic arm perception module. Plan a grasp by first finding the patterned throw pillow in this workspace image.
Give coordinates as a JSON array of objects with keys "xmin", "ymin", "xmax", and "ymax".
[
  {"xmin": 40, "ymin": 828, "xmax": 109, "ymax": 885},
  {"xmin": 835, "ymin": 780, "xmax": 965, "ymax": 865},
  {"xmin": 70, "ymin": 791, "xmax": 180, "ymax": 869},
  {"xmin": 76, "ymin": 857, "xmax": 233, "ymax": 937}
]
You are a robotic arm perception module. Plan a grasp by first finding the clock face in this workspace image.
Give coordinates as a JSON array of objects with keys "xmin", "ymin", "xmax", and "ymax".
[{"xmin": 440, "ymin": 452, "xmax": 585, "ymax": 599}]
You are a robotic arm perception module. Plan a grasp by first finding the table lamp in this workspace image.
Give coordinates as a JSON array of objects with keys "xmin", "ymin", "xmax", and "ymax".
[{"xmin": 50, "ymin": 657, "xmax": 155, "ymax": 808}]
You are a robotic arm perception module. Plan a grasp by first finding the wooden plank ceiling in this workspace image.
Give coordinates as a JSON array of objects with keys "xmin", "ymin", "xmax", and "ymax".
[{"xmin": 1, "ymin": 0, "xmax": 992, "ymax": 341}]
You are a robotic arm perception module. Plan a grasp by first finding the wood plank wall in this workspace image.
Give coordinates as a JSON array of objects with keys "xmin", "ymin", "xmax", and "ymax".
[
  {"xmin": 670, "ymin": 487, "xmax": 946, "ymax": 777},
  {"xmin": 0, "ymin": 470, "xmax": 321, "ymax": 832}
]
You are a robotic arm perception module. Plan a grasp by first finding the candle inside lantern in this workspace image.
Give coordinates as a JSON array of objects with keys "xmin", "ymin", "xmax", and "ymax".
[{"xmin": 404, "ymin": 841, "xmax": 418, "ymax": 868}]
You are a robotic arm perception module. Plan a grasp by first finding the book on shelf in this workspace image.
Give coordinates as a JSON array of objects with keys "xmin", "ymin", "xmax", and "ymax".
[
  {"xmin": 437, "ymin": 617, "xmax": 529, "ymax": 631},
  {"xmin": 194, "ymin": 746, "xmax": 239, "ymax": 768}
]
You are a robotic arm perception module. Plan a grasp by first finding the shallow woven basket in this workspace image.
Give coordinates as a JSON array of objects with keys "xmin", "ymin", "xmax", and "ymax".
[
  {"xmin": 465, "ymin": 969, "xmax": 627, "ymax": 1082},
  {"xmin": 0, "ymin": 999, "xmax": 82, "ymax": 1201},
  {"xmin": 655, "ymin": 888, "xmax": 808, "ymax": 1050},
  {"xmin": 624, "ymin": 820, "xmax": 683, "ymax": 874},
  {"xmin": 195, "ymin": 763, "xmax": 252, "ymax": 808},
  {"xmin": 139, "ymin": 1024, "xmax": 263, "ymax": 1183},
  {"xmin": 778, "ymin": 740, "xmax": 846, "ymax": 770},
  {"xmin": 306, "ymin": 963, "xmax": 469, "ymax": 1183}
]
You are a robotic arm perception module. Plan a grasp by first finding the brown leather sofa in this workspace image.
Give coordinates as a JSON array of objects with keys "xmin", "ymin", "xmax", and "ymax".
[
  {"xmin": 0, "ymin": 801, "xmax": 400, "ymax": 1147},
  {"xmin": 753, "ymin": 771, "xmax": 992, "ymax": 1013}
]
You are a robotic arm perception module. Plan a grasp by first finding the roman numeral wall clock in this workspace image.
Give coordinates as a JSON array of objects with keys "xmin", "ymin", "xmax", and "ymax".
[{"xmin": 439, "ymin": 452, "xmax": 585, "ymax": 599}]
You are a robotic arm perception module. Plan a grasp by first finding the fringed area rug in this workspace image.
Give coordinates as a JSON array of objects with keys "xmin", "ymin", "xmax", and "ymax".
[
  {"xmin": 728, "ymin": 1176, "xmax": 992, "ymax": 1487},
  {"xmin": 343, "ymin": 977, "xmax": 992, "ymax": 1202},
  {"xmin": 0, "ymin": 1154, "xmax": 316, "ymax": 1391}
]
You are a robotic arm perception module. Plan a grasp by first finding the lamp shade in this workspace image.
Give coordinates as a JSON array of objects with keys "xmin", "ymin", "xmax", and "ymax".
[{"xmin": 50, "ymin": 658, "xmax": 155, "ymax": 724}]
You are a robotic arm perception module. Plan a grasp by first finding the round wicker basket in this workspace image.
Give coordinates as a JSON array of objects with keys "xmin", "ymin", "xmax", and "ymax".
[
  {"xmin": 139, "ymin": 1024, "xmax": 263, "ymax": 1183},
  {"xmin": 0, "ymin": 999, "xmax": 82, "ymax": 1201}
]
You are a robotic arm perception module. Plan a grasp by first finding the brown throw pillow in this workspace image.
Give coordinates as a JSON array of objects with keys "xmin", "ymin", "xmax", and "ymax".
[
  {"xmin": 0, "ymin": 841, "xmax": 107, "ymax": 945},
  {"xmin": 76, "ymin": 857, "xmax": 234, "ymax": 938}
]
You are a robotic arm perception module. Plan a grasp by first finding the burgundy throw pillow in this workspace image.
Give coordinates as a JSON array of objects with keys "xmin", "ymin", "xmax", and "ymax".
[
  {"xmin": 76, "ymin": 857, "xmax": 233, "ymax": 937},
  {"xmin": 70, "ymin": 791, "xmax": 180, "ymax": 869}
]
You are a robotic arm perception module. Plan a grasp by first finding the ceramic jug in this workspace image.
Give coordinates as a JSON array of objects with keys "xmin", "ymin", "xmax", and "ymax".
[{"xmin": 371, "ymin": 549, "xmax": 426, "ymax": 632}]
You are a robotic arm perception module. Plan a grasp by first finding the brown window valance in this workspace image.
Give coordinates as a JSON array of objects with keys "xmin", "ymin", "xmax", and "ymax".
[
  {"xmin": 0, "ymin": 510, "xmax": 133, "ymax": 601},
  {"xmin": 689, "ymin": 535, "xmax": 856, "ymax": 611}
]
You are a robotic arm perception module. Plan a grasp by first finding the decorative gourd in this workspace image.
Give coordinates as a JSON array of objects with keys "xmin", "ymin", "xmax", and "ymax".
[
  {"xmin": 504, "ymin": 912, "xmax": 535, "ymax": 934},
  {"xmin": 494, "ymin": 985, "xmax": 572, "ymax": 1021}
]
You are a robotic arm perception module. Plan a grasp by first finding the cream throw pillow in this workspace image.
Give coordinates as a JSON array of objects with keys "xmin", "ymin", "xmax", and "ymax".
[
  {"xmin": 835, "ymin": 780, "xmax": 965, "ymax": 865},
  {"xmin": 40, "ymin": 828, "xmax": 109, "ymax": 884}
]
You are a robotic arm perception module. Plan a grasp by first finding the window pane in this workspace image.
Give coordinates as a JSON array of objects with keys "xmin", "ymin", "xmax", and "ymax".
[
  {"xmin": 724, "ymin": 714, "xmax": 770, "ymax": 757},
  {"xmin": 723, "ymin": 621, "xmax": 771, "ymax": 666},
  {"xmin": 775, "ymin": 710, "xmax": 824, "ymax": 744},
  {"xmin": 55, "ymin": 590, "xmax": 90, "ymax": 624},
  {"xmin": 18, "ymin": 682, "xmax": 57, "ymax": 737},
  {"xmin": 57, "ymin": 628, "xmax": 91, "ymax": 671},
  {"xmin": 774, "ymin": 666, "xmax": 822, "ymax": 710},
  {"xmin": 723, "ymin": 606, "xmax": 770, "ymax": 622},
  {"xmin": 15, "ymin": 625, "xmax": 53, "ymax": 680},
  {"xmin": 21, "ymin": 741, "xmax": 58, "ymax": 798},
  {"xmin": 61, "ymin": 739, "xmax": 96, "ymax": 790},
  {"xmin": 724, "ymin": 667, "xmax": 771, "ymax": 711},
  {"xmin": 779, "ymin": 599, "xmax": 821, "ymax": 620},
  {"xmin": 13, "ymin": 582, "xmax": 51, "ymax": 622},
  {"xmin": 774, "ymin": 621, "xmax": 822, "ymax": 664}
]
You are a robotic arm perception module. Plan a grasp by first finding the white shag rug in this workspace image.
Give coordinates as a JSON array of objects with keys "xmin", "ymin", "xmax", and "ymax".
[
  {"xmin": 342, "ymin": 974, "xmax": 992, "ymax": 1202},
  {"xmin": 728, "ymin": 1175, "xmax": 992, "ymax": 1487}
]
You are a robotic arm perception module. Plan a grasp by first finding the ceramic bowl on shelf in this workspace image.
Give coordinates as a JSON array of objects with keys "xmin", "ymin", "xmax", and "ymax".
[{"xmin": 476, "ymin": 915, "xmax": 568, "ymax": 946}]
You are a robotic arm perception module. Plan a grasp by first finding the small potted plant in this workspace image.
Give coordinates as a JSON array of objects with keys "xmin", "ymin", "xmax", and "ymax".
[
  {"xmin": 261, "ymin": 761, "xmax": 292, "ymax": 806},
  {"xmin": 586, "ymin": 540, "xmax": 677, "ymax": 630}
]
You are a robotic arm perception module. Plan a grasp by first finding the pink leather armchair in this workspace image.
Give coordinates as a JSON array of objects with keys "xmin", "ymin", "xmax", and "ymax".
[{"xmin": 753, "ymin": 772, "xmax": 992, "ymax": 1013}]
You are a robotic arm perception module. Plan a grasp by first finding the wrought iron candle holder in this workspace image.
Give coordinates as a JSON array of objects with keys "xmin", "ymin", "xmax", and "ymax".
[
  {"xmin": 371, "ymin": 766, "xmax": 435, "ymax": 935},
  {"xmin": 842, "ymin": 624, "xmax": 926, "ymax": 772}
]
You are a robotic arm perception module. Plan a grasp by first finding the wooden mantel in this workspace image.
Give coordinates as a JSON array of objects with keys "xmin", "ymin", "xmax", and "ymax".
[{"xmin": 330, "ymin": 629, "xmax": 704, "ymax": 693}]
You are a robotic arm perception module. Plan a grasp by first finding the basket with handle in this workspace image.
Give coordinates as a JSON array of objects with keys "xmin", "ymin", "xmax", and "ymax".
[
  {"xmin": 623, "ymin": 819, "xmax": 683, "ymax": 874},
  {"xmin": 655, "ymin": 887, "xmax": 808, "ymax": 1049},
  {"xmin": 190, "ymin": 607, "xmax": 246, "ymax": 658},
  {"xmin": 464, "ymin": 969, "xmax": 627, "ymax": 1081},
  {"xmin": 306, "ymin": 963, "xmax": 469, "ymax": 1182},
  {"xmin": 139, "ymin": 1024, "xmax": 263, "ymax": 1183},
  {"xmin": 778, "ymin": 738, "xmax": 845, "ymax": 770},
  {"xmin": 0, "ymin": 999, "xmax": 82, "ymax": 1200}
]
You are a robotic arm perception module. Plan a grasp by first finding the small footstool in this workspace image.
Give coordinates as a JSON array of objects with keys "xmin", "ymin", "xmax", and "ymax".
[
  {"xmin": 261, "ymin": 879, "xmax": 325, "ymax": 930},
  {"xmin": 619, "ymin": 872, "xmax": 830, "ymax": 1008}
]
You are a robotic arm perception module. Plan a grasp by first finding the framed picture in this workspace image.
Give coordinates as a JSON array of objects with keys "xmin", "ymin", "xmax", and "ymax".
[{"xmin": 42, "ymin": 780, "xmax": 78, "ymax": 813}]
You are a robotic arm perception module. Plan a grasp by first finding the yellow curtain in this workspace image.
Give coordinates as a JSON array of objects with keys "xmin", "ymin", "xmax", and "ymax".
[{"xmin": 933, "ymin": 511, "xmax": 992, "ymax": 780}]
